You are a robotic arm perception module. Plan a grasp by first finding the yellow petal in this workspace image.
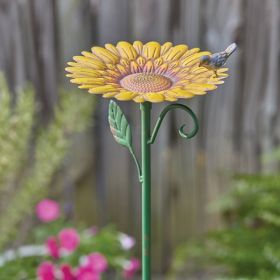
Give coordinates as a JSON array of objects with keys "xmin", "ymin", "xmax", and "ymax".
[
  {"xmin": 164, "ymin": 94, "xmax": 178, "ymax": 101},
  {"xmin": 154, "ymin": 57, "xmax": 163, "ymax": 68},
  {"xmin": 67, "ymin": 62, "xmax": 79, "ymax": 67},
  {"xmin": 81, "ymin": 51, "xmax": 99, "ymax": 60},
  {"xmin": 217, "ymin": 76, "xmax": 228, "ymax": 80},
  {"xmin": 88, "ymin": 85, "xmax": 118, "ymax": 94},
  {"xmin": 184, "ymin": 84, "xmax": 208, "ymax": 90},
  {"xmin": 91, "ymin": 47, "xmax": 119, "ymax": 63},
  {"xmin": 117, "ymin": 64, "xmax": 129, "ymax": 75},
  {"xmin": 177, "ymin": 67, "xmax": 192, "ymax": 76},
  {"xmin": 81, "ymin": 53, "xmax": 106, "ymax": 67},
  {"xmin": 168, "ymin": 88, "xmax": 194, "ymax": 98},
  {"xmin": 73, "ymin": 56, "xmax": 105, "ymax": 69},
  {"xmin": 210, "ymin": 79, "xmax": 225, "ymax": 85},
  {"xmin": 104, "ymin": 76, "xmax": 117, "ymax": 83},
  {"xmin": 130, "ymin": 61, "xmax": 141, "ymax": 73},
  {"xmin": 175, "ymin": 79, "xmax": 190, "ymax": 86},
  {"xmin": 181, "ymin": 52, "xmax": 211, "ymax": 66},
  {"xmin": 137, "ymin": 56, "xmax": 146, "ymax": 68},
  {"xmin": 168, "ymin": 61, "xmax": 179, "ymax": 69},
  {"xmin": 204, "ymin": 84, "xmax": 218, "ymax": 90},
  {"xmin": 180, "ymin": 48, "xmax": 200, "ymax": 60},
  {"xmin": 143, "ymin": 92, "xmax": 165, "ymax": 102},
  {"xmin": 142, "ymin": 42, "xmax": 161, "ymax": 59},
  {"xmin": 216, "ymin": 80, "xmax": 225, "ymax": 84},
  {"xmin": 105, "ymin": 44, "xmax": 119, "ymax": 56},
  {"xmin": 217, "ymin": 73, "xmax": 229, "ymax": 77},
  {"xmin": 189, "ymin": 90, "xmax": 207, "ymax": 95},
  {"xmin": 70, "ymin": 77, "xmax": 105, "ymax": 85},
  {"xmin": 190, "ymin": 78, "xmax": 208, "ymax": 84},
  {"xmin": 185, "ymin": 84, "xmax": 217, "ymax": 91},
  {"xmin": 103, "ymin": 92, "xmax": 118, "ymax": 98},
  {"xmin": 133, "ymin": 41, "xmax": 143, "ymax": 55},
  {"xmin": 78, "ymin": 84, "xmax": 103, "ymax": 89},
  {"xmin": 133, "ymin": 95, "xmax": 145, "ymax": 103},
  {"xmin": 155, "ymin": 63, "xmax": 168, "ymax": 74},
  {"xmin": 106, "ymin": 64, "xmax": 117, "ymax": 70},
  {"xmin": 65, "ymin": 67, "xmax": 101, "ymax": 77},
  {"xmin": 143, "ymin": 61, "xmax": 154, "ymax": 73},
  {"xmin": 66, "ymin": 72, "xmax": 105, "ymax": 79},
  {"xmin": 160, "ymin": 42, "xmax": 173, "ymax": 55},
  {"xmin": 115, "ymin": 91, "xmax": 136, "ymax": 100},
  {"xmin": 190, "ymin": 67, "xmax": 209, "ymax": 74},
  {"xmin": 186, "ymin": 60, "xmax": 200, "ymax": 68},
  {"xmin": 120, "ymin": 58, "xmax": 130, "ymax": 67},
  {"xmin": 65, "ymin": 66, "xmax": 84, "ymax": 73},
  {"xmin": 116, "ymin": 41, "xmax": 138, "ymax": 60},
  {"xmin": 188, "ymin": 72, "xmax": 213, "ymax": 80},
  {"xmin": 105, "ymin": 82, "xmax": 120, "ymax": 87},
  {"xmin": 106, "ymin": 69, "xmax": 121, "ymax": 78},
  {"xmin": 167, "ymin": 67, "xmax": 181, "ymax": 77},
  {"xmin": 217, "ymin": 68, "xmax": 228, "ymax": 73},
  {"xmin": 162, "ymin": 45, "xmax": 188, "ymax": 61}
]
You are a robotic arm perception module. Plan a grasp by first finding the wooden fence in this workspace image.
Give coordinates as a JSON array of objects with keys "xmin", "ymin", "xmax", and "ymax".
[{"xmin": 1, "ymin": 0, "xmax": 280, "ymax": 272}]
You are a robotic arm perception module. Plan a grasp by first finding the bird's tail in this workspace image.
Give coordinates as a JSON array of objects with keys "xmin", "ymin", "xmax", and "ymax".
[{"xmin": 225, "ymin": 43, "xmax": 237, "ymax": 56}]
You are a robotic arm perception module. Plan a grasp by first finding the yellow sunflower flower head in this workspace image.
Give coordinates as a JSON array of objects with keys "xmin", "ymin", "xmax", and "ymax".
[{"xmin": 66, "ymin": 41, "xmax": 228, "ymax": 103}]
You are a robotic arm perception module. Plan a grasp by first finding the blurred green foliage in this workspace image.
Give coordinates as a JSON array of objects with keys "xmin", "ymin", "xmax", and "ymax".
[
  {"xmin": 0, "ymin": 74, "xmax": 94, "ymax": 249},
  {"xmin": 0, "ymin": 254, "xmax": 40, "ymax": 280},
  {"xmin": 169, "ymin": 166, "xmax": 280, "ymax": 279}
]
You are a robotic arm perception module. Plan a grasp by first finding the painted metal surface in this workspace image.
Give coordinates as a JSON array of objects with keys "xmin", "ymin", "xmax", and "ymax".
[{"xmin": 108, "ymin": 100, "xmax": 199, "ymax": 280}]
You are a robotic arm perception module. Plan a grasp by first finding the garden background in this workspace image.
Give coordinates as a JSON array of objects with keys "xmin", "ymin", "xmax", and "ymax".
[{"xmin": 0, "ymin": 0, "xmax": 280, "ymax": 277}]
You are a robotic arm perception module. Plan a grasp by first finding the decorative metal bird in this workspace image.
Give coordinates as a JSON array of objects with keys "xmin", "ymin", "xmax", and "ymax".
[{"xmin": 199, "ymin": 43, "xmax": 237, "ymax": 76}]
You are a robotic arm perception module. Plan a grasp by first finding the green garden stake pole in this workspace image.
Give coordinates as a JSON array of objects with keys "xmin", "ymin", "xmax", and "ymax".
[
  {"xmin": 140, "ymin": 102, "xmax": 152, "ymax": 280},
  {"xmin": 107, "ymin": 100, "xmax": 199, "ymax": 280}
]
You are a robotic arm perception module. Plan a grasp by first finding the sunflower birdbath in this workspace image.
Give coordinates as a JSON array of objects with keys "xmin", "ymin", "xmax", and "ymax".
[{"xmin": 66, "ymin": 41, "xmax": 235, "ymax": 280}]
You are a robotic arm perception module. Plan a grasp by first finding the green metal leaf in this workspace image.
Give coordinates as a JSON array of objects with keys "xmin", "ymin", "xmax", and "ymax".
[{"xmin": 108, "ymin": 100, "xmax": 132, "ymax": 149}]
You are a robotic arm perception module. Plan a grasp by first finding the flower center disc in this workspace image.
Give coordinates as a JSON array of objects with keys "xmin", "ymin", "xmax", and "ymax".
[{"xmin": 120, "ymin": 73, "xmax": 172, "ymax": 93}]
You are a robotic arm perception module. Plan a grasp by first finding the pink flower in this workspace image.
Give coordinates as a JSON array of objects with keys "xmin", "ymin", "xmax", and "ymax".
[
  {"xmin": 59, "ymin": 228, "xmax": 80, "ymax": 253},
  {"xmin": 76, "ymin": 266, "xmax": 100, "ymax": 280},
  {"xmin": 46, "ymin": 236, "xmax": 60, "ymax": 259},
  {"xmin": 37, "ymin": 261, "xmax": 56, "ymax": 280},
  {"xmin": 60, "ymin": 264, "xmax": 75, "ymax": 280},
  {"xmin": 123, "ymin": 258, "xmax": 141, "ymax": 279},
  {"xmin": 76, "ymin": 253, "xmax": 107, "ymax": 280},
  {"xmin": 36, "ymin": 199, "xmax": 60, "ymax": 222},
  {"xmin": 119, "ymin": 233, "xmax": 136, "ymax": 250},
  {"xmin": 87, "ymin": 253, "xmax": 108, "ymax": 273}
]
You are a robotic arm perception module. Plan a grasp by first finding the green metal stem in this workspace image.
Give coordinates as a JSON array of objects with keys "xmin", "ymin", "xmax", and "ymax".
[
  {"xmin": 148, "ymin": 103, "xmax": 199, "ymax": 144},
  {"xmin": 108, "ymin": 100, "xmax": 199, "ymax": 280},
  {"xmin": 140, "ymin": 102, "xmax": 152, "ymax": 280},
  {"xmin": 128, "ymin": 146, "xmax": 143, "ymax": 182}
]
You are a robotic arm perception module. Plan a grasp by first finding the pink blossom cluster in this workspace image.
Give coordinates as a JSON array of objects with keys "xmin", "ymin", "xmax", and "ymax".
[
  {"xmin": 37, "ymin": 252, "xmax": 108, "ymax": 280},
  {"xmin": 39, "ymin": 228, "xmax": 109, "ymax": 280},
  {"xmin": 35, "ymin": 199, "xmax": 140, "ymax": 279},
  {"xmin": 37, "ymin": 254, "xmax": 140, "ymax": 280},
  {"xmin": 46, "ymin": 228, "xmax": 80, "ymax": 258}
]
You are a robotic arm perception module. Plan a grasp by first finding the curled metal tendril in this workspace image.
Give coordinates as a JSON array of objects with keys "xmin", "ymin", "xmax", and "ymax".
[{"xmin": 148, "ymin": 103, "xmax": 199, "ymax": 144}]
